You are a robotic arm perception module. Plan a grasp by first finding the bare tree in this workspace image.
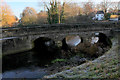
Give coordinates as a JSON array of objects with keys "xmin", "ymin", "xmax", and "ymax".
[
  {"xmin": 111, "ymin": 2, "xmax": 119, "ymax": 14},
  {"xmin": 83, "ymin": 2, "xmax": 94, "ymax": 15},
  {"xmin": 64, "ymin": 3, "xmax": 83, "ymax": 18},
  {"xmin": 37, "ymin": 11, "xmax": 48, "ymax": 24},
  {"xmin": 101, "ymin": 0, "xmax": 112, "ymax": 14},
  {"xmin": 95, "ymin": 4, "xmax": 102, "ymax": 11}
]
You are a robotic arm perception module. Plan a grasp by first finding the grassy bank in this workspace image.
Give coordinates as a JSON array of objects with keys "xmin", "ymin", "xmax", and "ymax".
[{"xmin": 44, "ymin": 38, "xmax": 119, "ymax": 78}]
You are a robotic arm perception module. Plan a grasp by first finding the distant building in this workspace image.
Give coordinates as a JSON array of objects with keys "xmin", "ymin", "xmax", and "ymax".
[
  {"xmin": 95, "ymin": 11, "xmax": 104, "ymax": 20},
  {"xmin": 109, "ymin": 15, "xmax": 120, "ymax": 21}
]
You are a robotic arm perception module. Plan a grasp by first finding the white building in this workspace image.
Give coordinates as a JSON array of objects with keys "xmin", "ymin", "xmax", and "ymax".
[{"xmin": 95, "ymin": 11, "xmax": 104, "ymax": 20}]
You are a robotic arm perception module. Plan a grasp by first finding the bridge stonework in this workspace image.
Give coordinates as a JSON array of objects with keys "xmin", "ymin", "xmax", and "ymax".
[{"xmin": 1, "ymin": 23, "xmax": 119, "ymax": 55}]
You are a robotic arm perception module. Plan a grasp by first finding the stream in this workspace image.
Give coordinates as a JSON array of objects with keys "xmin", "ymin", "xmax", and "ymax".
[
  {"xmin": 2, "ymin": 49, "xmax": 87, "ymax": 79},
  {"xmin": 2, "ymin": 66, "xmax": 47, "ymax": 78},
  {"xmin": 2, "ymin": 50, "xmax": 51, "ymax": 78}
]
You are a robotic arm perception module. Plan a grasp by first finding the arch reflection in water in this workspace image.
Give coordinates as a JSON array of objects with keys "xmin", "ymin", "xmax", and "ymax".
[
  {"xmin": 91, "ymin": 37, "xmax": 99, "ymax": 44},
  {"xmin": 62, "ymin": 35, "xmax": 83, "ymax": 51},
  {"xmin": 91, "ymin": 32, "xmax": 112, "ymax": 48},
  {"xmin": 66, "ymin": 35, "xmax": 81, "ymax": 47}
]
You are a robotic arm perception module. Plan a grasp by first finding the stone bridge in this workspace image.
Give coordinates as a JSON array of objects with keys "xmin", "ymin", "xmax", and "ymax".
[{"xmin": 1, "ymin": 22, "xmax": 120, "ymax": 55}]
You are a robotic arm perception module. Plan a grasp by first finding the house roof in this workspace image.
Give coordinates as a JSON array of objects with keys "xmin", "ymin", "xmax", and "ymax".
[{"xmin": 96, "ymin": 11, "xmax": 104, "ymax": 14}]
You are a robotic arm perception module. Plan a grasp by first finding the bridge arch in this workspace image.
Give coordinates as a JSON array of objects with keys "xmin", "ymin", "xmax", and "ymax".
[{"xmin": 33, "ymin": 37, "xmax": 60, "ymax": 60}]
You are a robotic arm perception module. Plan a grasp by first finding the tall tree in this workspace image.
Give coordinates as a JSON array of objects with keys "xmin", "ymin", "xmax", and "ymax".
[
  {"xmin": 101, "ymin": 0, "xmax": 111, "ymax": 14},
  {"xmin": 20, "ymin": 7, "xmax": 37, "ymax": 26},
  {"xmin": 1, "ymin": 0, "xmax": 16, "ymax": 27},
  {"xmin": 60, "ymin": 2, "xmax": 65, "ymax": 23},
  {"xmin": 37, "ymin": 11, "xmax": 48, "ymax": 24},
  {"xmin": 111, "ymin": 2, "xmax": 119, "ymax": 14},
  {"xmin": 47, "ymin": 0, "xmax": 58, "ymax": 24},
  {"xmin": 95, "ymin": 4, "xmax": 102, "ymax": 11},
  {"xmin": 60, "ymin": 3, "xmax": 83, "ymax": 23},
  {"xmin": 83, "ymin": 2, "xmax": 94, "ymax": 15},
  {"xmin": 45, "ymin": 0, "xmax": 65, "ymax": 24},
  {"xmin": 63, "ymin": 3, "xmax": 83, "ymax": 21}
]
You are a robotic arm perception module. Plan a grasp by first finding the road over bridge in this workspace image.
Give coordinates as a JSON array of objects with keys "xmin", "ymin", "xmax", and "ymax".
[{"xmin": 1, "ymin": 22, "xmax": 120, "ymax": 55}]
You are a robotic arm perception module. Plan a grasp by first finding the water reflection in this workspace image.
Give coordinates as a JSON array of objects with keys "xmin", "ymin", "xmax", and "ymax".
[
  {"xmin": 2, "ymin": 66, "xmax": 47, "ymax": 78},
  {"xmin": 66, "ymin": 36, "xmax": 81, "ymax": 47},
  {"xmin": 62, "ymin": 35, "xmax": 82, "ymax": 51},
  {"xmin": 3, "ymin": 50, "xmax": 54, "ymax": 72},
  {"xmin": 2, "ymin": 50, "xmax": 50, "ymax": 78},
  {"xmin": 2, "ymin": 37, "xmax": 60, "ymax": 78},
  {"xmin": 92, "ymin": 32, "xmax": 112, "ymax": 47},
  {"xmin": 3, "ymin": 51, "xmax": 33, "ymax": 72},
  {"xmin": 91, "ymin": 37, "xmax": 99, "ymax": 44}
]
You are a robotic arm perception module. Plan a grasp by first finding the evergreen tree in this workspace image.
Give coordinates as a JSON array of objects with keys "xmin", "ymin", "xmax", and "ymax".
[
  {"xmin": 46, "ymin": 0, "xmax": 65, "ymax": 24},
  {"xmin": 54, "ymin": 1, "xmax": 58, "ymax": 23},
  {"xmin": 60, "ymin": 2, "xmax": 65, "ymax": 23}
]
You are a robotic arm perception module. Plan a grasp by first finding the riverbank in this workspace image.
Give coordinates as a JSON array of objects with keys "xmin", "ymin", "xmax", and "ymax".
[
  {"xmin": 2, "ymin": 37, "xmax": 119, "ymax": 79},
  {"xmin": 44, "ymin": 38, "xmax": 119, "ymax": 78}
]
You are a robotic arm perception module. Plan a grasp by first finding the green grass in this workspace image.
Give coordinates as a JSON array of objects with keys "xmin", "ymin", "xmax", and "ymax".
[{"xmin": 51, "ymin": 59, "xmax": 67, "ymax": 64}]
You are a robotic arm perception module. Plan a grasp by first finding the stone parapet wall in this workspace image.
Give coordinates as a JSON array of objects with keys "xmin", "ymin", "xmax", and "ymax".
[{"xmin": 1, "ymin": 22, "xmax": 119, "ymax": 55}]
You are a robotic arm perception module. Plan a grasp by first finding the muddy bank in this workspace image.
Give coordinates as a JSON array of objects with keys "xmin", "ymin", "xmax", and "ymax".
[
  {"xmin": 2, "ymin": 52, "xmax": 91, "ymax": 78},
  {"xmin": 44, "ymin": 38, "xmax": 119, "ymax": 78},
  {"xmin": 2, "ymin": 47, "xmax": 110, "ymax": 78}
]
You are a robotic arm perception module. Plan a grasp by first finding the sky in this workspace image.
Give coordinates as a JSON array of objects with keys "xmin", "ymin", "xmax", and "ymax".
[
  {"xmin": 3, "ymin": 0, "xmax": 120, "ymax": 19},
  {"xmin": 6, "ymin": 2, "xmax": 41, "ymax": 19}
]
